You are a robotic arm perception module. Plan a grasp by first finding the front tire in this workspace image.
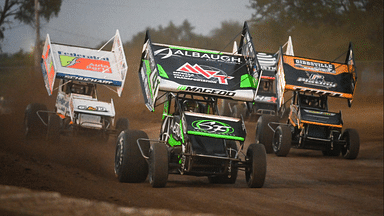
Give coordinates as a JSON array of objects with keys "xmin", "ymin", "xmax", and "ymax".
[
  {"xmin": 272, "ymin": 125, "xmax": 292, "ymax": 157},
  {"xmin": 341, "ymin": 129, "xmax": 360, "ymax": 159},
  {"xmin": 245, "ymin": 144, "xmax": 267, "ymax": 188},
  {"xmin": 114, "ymin": 130, "xmax": 150, "ymax": 183},
  {"xmin": 256, "ymin": 115, "xmax": 279, "ymax": 153},
  {"xmin": 149, "ymin": 144, "xmax": 169, "ymax": 188}
]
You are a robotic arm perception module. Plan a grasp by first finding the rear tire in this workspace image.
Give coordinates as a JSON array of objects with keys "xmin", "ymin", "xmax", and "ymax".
[
  {"xmin": 341, "ymin": 129, "xmax": 360, "ymax": 159},
  {"xmin": 149, "ymin": 144, "xmax": 169, "ymax": 188},
  {"xmin": 255, "ymin": 115, "xmax": 279, "ymax": 153},
  {"xmin": 114, "ymin": 130, "xmax": 150, "ymax": 183},
  {"xmin": 24, "ymin": 103, "xmax": 47, "ymax": 139},
  {"xmin": 245, "ymin": 144, "xmax": 266, "ymax": 188},
  {"xmin": 272, "ymin": 125, "xmax": 292, "ymax": 157}
]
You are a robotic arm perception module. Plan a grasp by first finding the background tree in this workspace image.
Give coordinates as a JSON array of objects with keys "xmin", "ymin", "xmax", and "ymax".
[
  {"xmin": 0, "ymin": 0, "xmax": 62, "ymax": 51},
  {"xmin": 248, "ymin": 0, "xmax": 383, "ymax": 60}
]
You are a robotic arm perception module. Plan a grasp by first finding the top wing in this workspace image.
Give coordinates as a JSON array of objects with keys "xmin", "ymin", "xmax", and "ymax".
[
  {"xmin": 138, "ymin": 28, "xmax": 258, "ymax": 112},
  {"xmin": 278, "ymin": 43, "xmax": 357, "ymax": 102},
  {"xmin": 41, "ymin": 30, "xmax": 128, "ymax": 97}
]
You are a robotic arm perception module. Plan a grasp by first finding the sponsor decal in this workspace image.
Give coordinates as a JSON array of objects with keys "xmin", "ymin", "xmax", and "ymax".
[
  {"xmin": 77, "ymin": 105, "xmax": 108, "ymax": 112},
  {"xmin": 255, "ymin": 95, "xmax": 277, "ymax": 103},
  {"xmin": 179, "ymin": 86, "xmax": 236, "ymax": 97},
  {"xmin": 58, "ymin": 74, "xmax": 118, "ymax": 86},
  {"xmin": 294, "ymin": 59, "xmax": 335, "ymax": 73},
  {"xmin": 59, "ymin": 54, "xmax": 112, "ymax": 73},
  {"xmin": 175, "ymin": 62, "xmax": 234, "ymax": 85},
  {"xmin": 297, "ymin": 73, "xmax": 337, "ymax": 89},
  {"xmin": 257, "ymin": 53, "xmax": 277, "ymax": 71},
  {"xmin": 191, "ymin": 120, "xmax": 234, "ymax": 135},
  {"xmin": 154, "ymin": 47, "xmax": 242, "ymax": 64}
]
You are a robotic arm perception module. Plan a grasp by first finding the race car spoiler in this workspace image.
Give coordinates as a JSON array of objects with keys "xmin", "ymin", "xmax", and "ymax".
[
  {"xmin": 138, "ymin": 22, "xmax": 261, "ymax": 112},
  {"xmin": 277, "ymin": 42, "xmax": 357, "ymax": 106},
  {"xmin": 41, "ymin": 30, "xmax": 128, "ymax": 97}
]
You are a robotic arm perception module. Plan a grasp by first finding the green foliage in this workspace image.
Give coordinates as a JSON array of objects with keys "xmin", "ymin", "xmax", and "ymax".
[
  {"xmin": 0, "ymin": 0, "xmax": 62, "ymax": 45},
  {"xmin": 248, "ymin": 0, "xmax": 383, "ymax": 60},
  {"xmin": 14, "ymin": 0, "xmax": 62, "ymax": 25}
]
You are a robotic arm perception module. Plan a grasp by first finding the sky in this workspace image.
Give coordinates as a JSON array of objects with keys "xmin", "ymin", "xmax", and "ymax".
[{"xmin": 1, "ymin": 0, "xmax": 254, "ymax": 54}]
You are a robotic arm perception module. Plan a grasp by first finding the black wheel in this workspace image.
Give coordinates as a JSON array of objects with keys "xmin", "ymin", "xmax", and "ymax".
[
  {"xmin": 208, "ymin": 140, "xmax": 238, "ymax": 184},
  {"xmin": 149, "ymin": 144, "xmax": 169, "ymax": 188},
  {"xmin": 255, "ymin": 115, "xmax": 279, "ymax": 153},
  {"xmin": 341, "ymin": 129, "xmax": 360, "ymax": 159},
  {"xmin": 272, "ymin": 125, "xmax": 292, "ymax": 157},
  {"xmin": 116, "ymin": 118, "xmax": 129, "ymax": 134},
  {"xmin": 114, "ymin": 130, "xmax": 150, "ymax": 182},
  {"xmin": 46, "ymin": 114, "xmax": 62, "ymax": 143},
  {"xmin": 245, "ymin": 143, "xmax": 267, "ymax": 188},
  {"xmin": 24, "ymin": 103, "xmax": 47, "ymax": 139}
]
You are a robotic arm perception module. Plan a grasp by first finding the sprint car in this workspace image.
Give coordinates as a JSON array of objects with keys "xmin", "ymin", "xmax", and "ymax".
[
  {"xmin": 265, "ymin": 43, "xmax": 360, "ymax": 159},
  {"xmin": 114, "ymin": 22, "xmax": 267, "ymax": 188},
  {"xmin": 24, "ymin": 30, "xmax": 129, "ymax": 142},
  {"xmin": 220, "ymin": 36, "xmax": 294, "ymax": 122}
]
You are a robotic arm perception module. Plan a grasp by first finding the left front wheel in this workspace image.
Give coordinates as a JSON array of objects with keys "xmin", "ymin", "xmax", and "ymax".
[
  {"xmin": 114, "ymin": 130, "xmax": 150, "ymax": 183},
  {"xmin": 149, "ymin": 144, "xmax": 169, "ymax": 188},
  {"xmin": 341, "ymin": 129, "xmax": 360, "ymax": 159},
  {"xmin": 245, "ymin": 143, "xmax": 267, "ymax": 188},
  {"xmin": 272, "ymin": 125, "xmax": 292, "ymax": 157}
]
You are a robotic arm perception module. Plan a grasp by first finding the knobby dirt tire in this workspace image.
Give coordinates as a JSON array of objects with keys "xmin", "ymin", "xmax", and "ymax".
[
  {"xmin": 341, "ymin": 128, "xmax": 360, "ymax": 160},
  {"xmin": 245, "ymin": 144, "xmax": 266, "ymax": 188},
  {"xmin": 149, "ymin": 143, "xmax": 169, "ymax": 188},
  {"xmin": 255, "ymin": 115, "xmax": 279, "ymax": 153},
  {"xmin": 114, "ymin": 130, "xmax": 150, "ymax": 183},
  {"xmin": 272, "ymin": 125, "xmax": 292, "ymax": 157}
]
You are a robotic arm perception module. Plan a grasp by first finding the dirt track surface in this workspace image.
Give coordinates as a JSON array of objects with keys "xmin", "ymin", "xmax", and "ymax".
[{"xmin": 0, "ymin": 71, "xmax": 383, "ymax": 215}]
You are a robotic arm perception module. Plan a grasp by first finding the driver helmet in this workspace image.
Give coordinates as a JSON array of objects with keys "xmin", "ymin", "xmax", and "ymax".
[
  {"xmin": 183, "ymin": 100, "xmax": 199, "ymax": 112},
  {"xmin": 71, "ymin": 85, "xmax": 85, "ymax": 94}
]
